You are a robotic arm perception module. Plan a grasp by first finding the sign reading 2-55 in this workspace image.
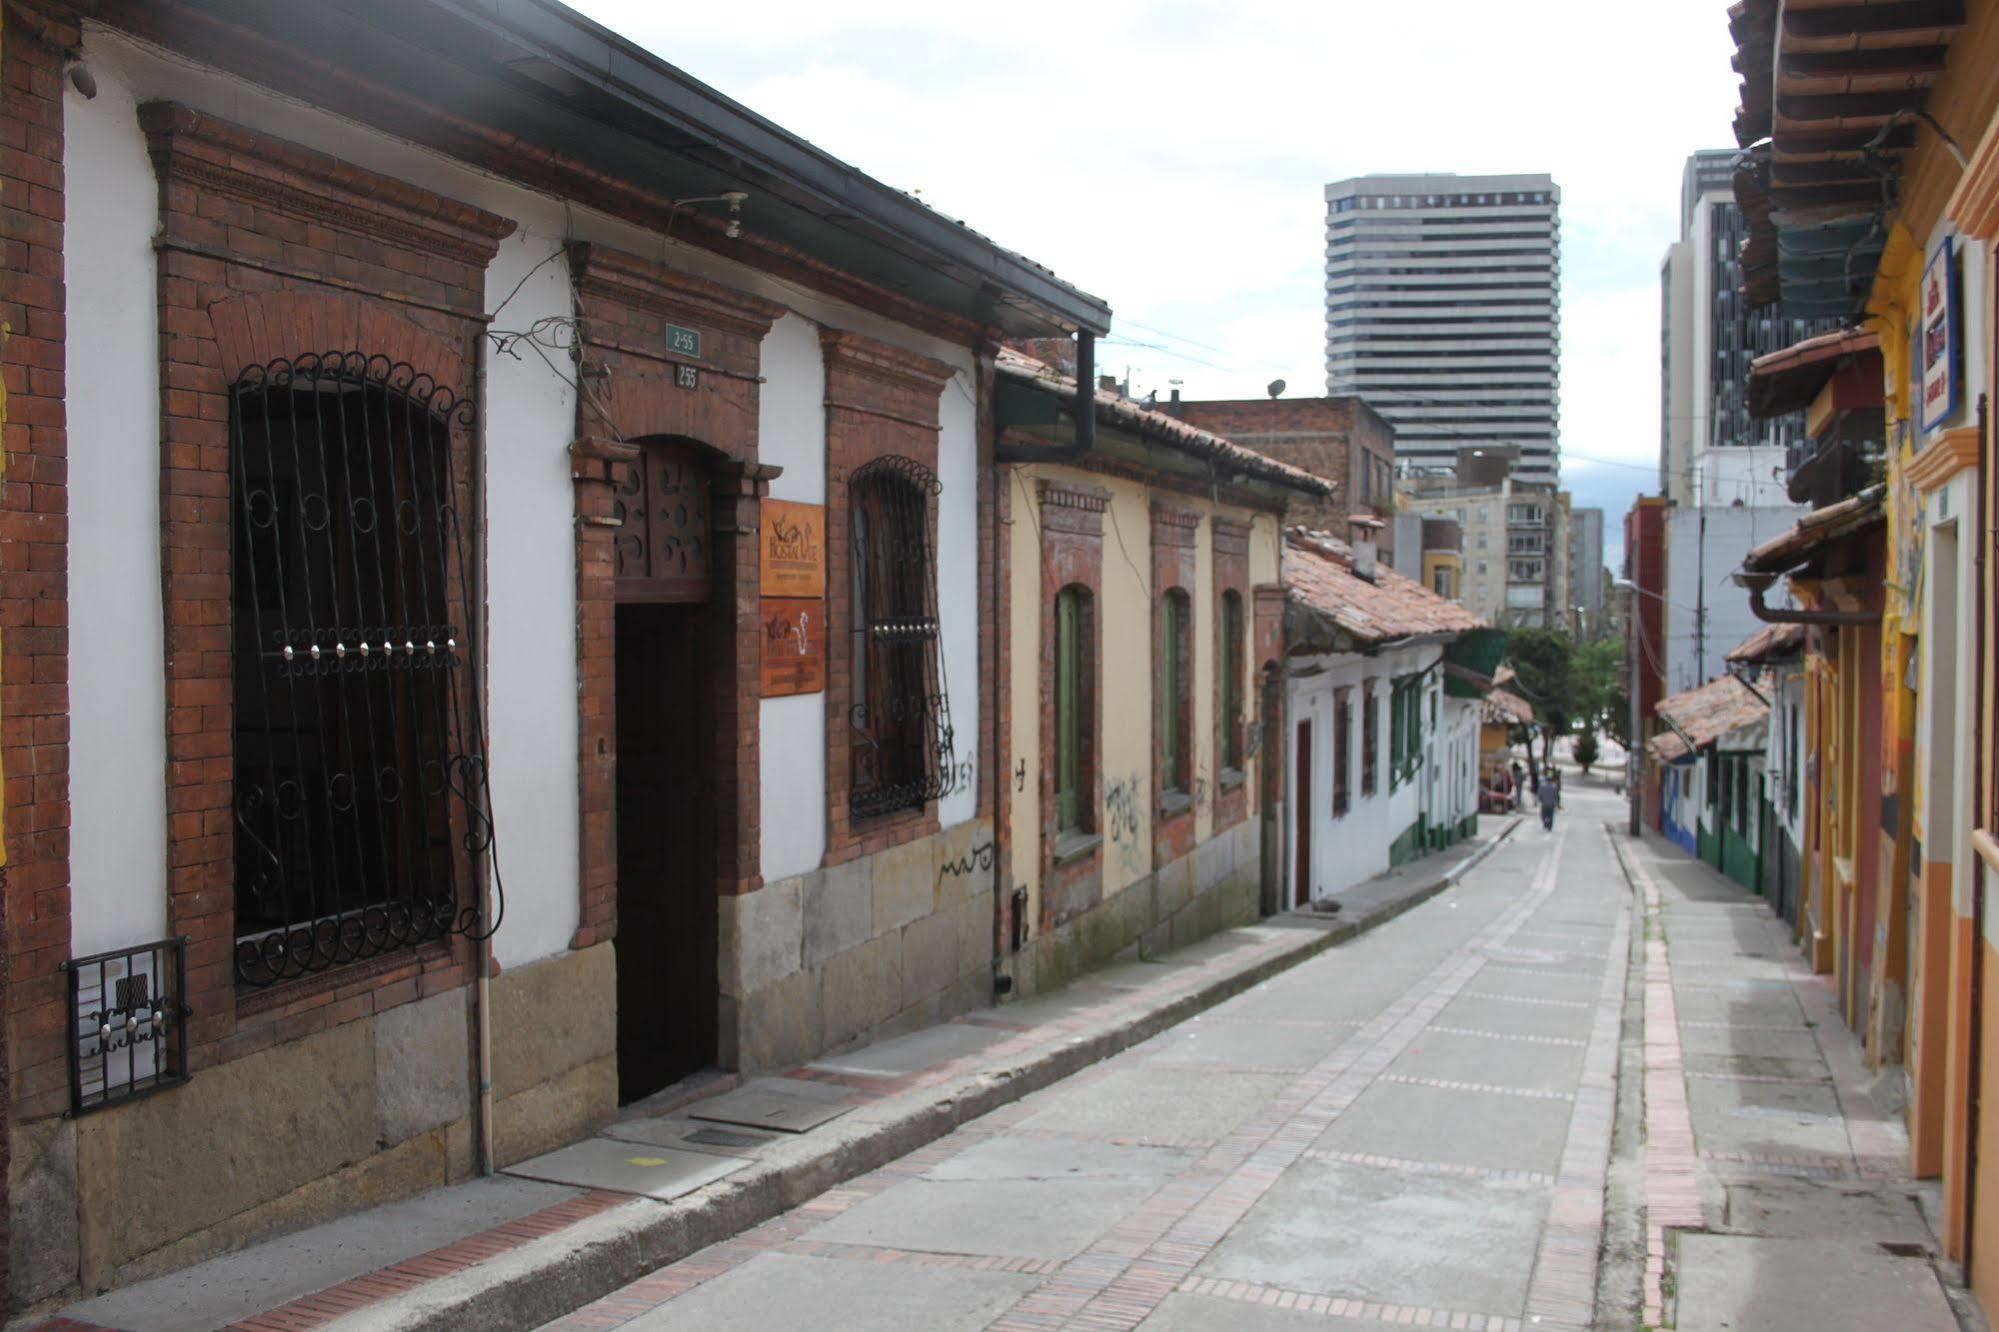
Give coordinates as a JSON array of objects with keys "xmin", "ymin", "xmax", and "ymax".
[{"xmin": 666, "ymin": 324, "xmax": 702, "ymax": 359}]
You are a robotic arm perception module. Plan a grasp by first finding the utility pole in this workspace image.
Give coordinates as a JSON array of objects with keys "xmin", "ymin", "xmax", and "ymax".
[{"xmin": 1693, "ymin": 505, "xmax": 1708, "ymax": 685}]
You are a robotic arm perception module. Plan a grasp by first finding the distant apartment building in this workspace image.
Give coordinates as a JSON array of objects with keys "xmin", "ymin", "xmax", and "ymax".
[
  {"xmin": 1397, "ymin": 452, "xmax": 1571, "ymax": 628},
  {"xmin": 1659, "ymin": 149, "xmax": 1840, "ymax": 506},
  {"xmin": 1166, "ymin": 393, "xmax": 1397, "ymax": 551},
  {"xmin": 1324, "ymin": 173, "xmax": 1562, "ymax": 485}
]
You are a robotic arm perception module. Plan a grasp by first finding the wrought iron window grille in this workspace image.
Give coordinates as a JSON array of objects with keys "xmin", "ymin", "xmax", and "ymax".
[
  {"xmin": 62, "ymin": 937, "xmax": 191, "ymax": 1116},
  {"xmin": 848, "ymin": 454, "xmax": 956, "ymax": 819},
  {"xmin": 228, "ymin": 353, "xmax": 506, "ymax": 990}
]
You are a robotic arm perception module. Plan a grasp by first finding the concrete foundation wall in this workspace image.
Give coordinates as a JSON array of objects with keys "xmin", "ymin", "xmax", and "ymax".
[
  {"xmin": 1010, "ymin": 819, "xmax": 1261, "ymax": 998},
  {"xmin": 8, "ymin": 945, "xmax": 613, "ymax": 1313},
  {"xmin": 719, "ymin": 821, "xmax": 997, "ymax": 1071}
]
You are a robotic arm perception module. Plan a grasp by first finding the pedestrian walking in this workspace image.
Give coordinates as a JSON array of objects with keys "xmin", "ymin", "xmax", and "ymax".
[{"xmin": 1537, "ymin": 771, "xmax": 1560, "ymax": 830}]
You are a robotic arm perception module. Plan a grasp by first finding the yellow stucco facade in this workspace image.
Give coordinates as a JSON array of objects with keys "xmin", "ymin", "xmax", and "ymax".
[{"xmin": 1002, "ymin": 457, "xmax": 1279, "ymax": 991}]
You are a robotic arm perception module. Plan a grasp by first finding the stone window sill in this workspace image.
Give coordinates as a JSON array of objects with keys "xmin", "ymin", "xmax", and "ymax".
[
  {"xmin": 1158, "ymin": 790, "xmax": 1194, "ymax": 819},
  {"xmin": 1218, "ymin": 767, "xmax": 1246, "ymax": 792},
  {"xmin": 1052, "ymin": 831, "xmax": 1102, "ymax": 867}
]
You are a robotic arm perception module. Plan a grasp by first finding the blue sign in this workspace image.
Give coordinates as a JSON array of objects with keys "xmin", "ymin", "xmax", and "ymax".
[{"xmin": 1920, "ymin": 239, "xmax": 1960, "ymax": 433}]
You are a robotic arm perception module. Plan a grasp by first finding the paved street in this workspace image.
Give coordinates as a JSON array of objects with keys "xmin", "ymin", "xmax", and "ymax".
[{"xmin": 544, "ymin": 791, "xmax": 1628, "ymax": 1331}]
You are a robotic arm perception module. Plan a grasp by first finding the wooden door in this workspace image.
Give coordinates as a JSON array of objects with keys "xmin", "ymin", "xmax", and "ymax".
[
  {"xmin": 614, "ymin": 602, "xmax": 717, "ymax": 1102},
  {"xmin": 1294, "ymin": 718, "xmax": 1313, "ymax": 907}
]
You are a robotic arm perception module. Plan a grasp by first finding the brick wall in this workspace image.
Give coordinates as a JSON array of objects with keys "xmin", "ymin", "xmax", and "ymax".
[
  {"xmin": 566, "ymin": 243, "xmax": 783, "ymax": 944},
  {"xmin": 1035, "ymin": 479, "xmax": 1108, "ymax": 929},
  {"xmin": 820, "ymin": 330, "xmax": 958, "ymax": 866},
  {"xmin": 1171, "ymin": 397, "xmax": 1396, "ymax": 550},
  {"xmin": 140, "ymin": 102, "xmax": 512, "ymax": 1079},
  {"xmin": 1150, "ymin": 503, "xmax": 1199, "ymax": 868},
  {"xmin": 2, "ymin": 5, "xmax": 74, "ymax": 1132},
  {"xmin": 1210, "ymin": 517, "xmax": 1250, "ymax": 835}
]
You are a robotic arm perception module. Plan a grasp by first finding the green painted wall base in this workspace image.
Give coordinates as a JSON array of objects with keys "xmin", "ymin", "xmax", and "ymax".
[{"xmin": 1721, "ymin": 824, "xmax": 1758, "ymax": 892}]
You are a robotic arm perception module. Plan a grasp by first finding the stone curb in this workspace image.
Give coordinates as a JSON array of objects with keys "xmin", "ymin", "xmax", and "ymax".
[{"xmin": 338, "ymin": 819, "xmax": 1526, "ymax": 1332}]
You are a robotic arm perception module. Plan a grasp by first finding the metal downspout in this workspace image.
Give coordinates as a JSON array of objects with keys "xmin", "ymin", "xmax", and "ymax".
[
  {"xmin": 1740, "ymin": 572, "xmax": 1881, "ymax": 626},
  {"xmin": 994, "ymin": 331, "xmax": 1098, "ymax": 465},
  {"xmin": 1969, "ymin": 391, "xmax": 1989, "ymax": 1274},
  {"xmin": 474, "ymin": 328, "xmax": 496, "ymax": 1177}
]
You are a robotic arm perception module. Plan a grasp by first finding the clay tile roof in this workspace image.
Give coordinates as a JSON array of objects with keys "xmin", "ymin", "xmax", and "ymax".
[
  {"xmin": 1649, "ymin": 675, "xmax": 1769, "ymax": 762},
  {"xmin": 1746, "ymin": 327, "xmax": 1878, "ymax": 419},
  {"xmin": 1726, "ymin": 622, "xmax": 1805, "ymax": 666},
  {"xmin": 994, "ymin": 346, "xmax": 1333, "ymax": 496},
  {"xmin": 1282, "ymin": 529, "xmax": 1486, "ymax": 647},
  {"xmin": 1740, "ymin": 484, "xmax": 1885, "ymax": 575},
  {"xmin": 1482, "ymin": 688, "xmax": 1535, "ymax": 726}
]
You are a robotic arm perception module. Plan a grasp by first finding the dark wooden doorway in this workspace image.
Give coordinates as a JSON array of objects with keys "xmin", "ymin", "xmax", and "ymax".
[
  {"xmin": 614, "ymin": 602, "xmax": 716, "ymax": 1101},
  {"xmin": 612, "ymin": 437, "xmax": 719, "ymax": 1105},
  {"xmin": 1294, "ymin": 718, "xmax": 1313, "ymax": 907},
  {"xmin": 1258, "ymin": 666, "xmax": 1283, "ymax": 916}
]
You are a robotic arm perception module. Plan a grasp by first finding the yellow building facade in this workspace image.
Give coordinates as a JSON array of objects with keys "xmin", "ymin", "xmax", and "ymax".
[{"xmin": 991, "ymin": 350, "xmax": 1326, "ymax": 995}]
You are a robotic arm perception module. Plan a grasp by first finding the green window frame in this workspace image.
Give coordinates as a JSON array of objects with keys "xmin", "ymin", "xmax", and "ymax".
[
  {"xmin": 1055, "ymin": 585, "xmax": 1087, "ymax": 833},
  {"xmin": 1160, "ymin": 589, "xmax": 1191, "ymax": 796},
  {"xmin": 1221, "ymin": 591, "xmax": 1245, "ymax": 771}
]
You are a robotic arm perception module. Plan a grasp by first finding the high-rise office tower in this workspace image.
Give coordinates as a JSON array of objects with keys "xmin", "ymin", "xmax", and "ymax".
[
  {"xmin": 1659, "ymin": 149, "xmax": 1839, "ymax": 508},
  {"xmin": 1656, "ymin": 149, "xmax": 1828, "ymax": 692},
  {"xmin": 1324, "ymin": 174, "xmax": 1562, "ymax": 485}
]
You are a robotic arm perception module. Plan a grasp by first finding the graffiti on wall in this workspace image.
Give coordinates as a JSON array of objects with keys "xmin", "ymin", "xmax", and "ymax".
[{"xmin": 1105, "ymin": 772, "xmax": 1145, "ymax": 874}]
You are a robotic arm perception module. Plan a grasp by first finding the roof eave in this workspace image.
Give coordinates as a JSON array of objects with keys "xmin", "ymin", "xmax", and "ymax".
[{"xmin": 141, "ymin": 0, "xmax": 1112, "ymax": 339}]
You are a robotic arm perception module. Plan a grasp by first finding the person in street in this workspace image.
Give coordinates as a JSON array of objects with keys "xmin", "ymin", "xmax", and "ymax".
[
  {"xmin": 1537, "ymin": 769, "xmax": 1560, "ymax": 830},
  {"xmin": 1510, "ymin": 761, "xmax": 1525, "ymax": 811}
]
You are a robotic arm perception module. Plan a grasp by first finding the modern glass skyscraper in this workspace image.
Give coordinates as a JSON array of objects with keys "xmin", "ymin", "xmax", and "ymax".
[
  {"xmin": 1324, "ymin": 174, "xmax": 1562, "ymax": 485},
  {"xmin": 1659, "ymin": 149, "xmax": 1840, "ymax": 508}
]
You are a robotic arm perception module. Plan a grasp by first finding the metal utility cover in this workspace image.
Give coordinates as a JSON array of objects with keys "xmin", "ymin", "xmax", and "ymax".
[
  {"xmin": 504, "ymin": 1137, "xmax": 748, "ymax": 1201},
  {"xmin": 689, "ymin": 1086, "xmax": 854, "ymax": 1134}
]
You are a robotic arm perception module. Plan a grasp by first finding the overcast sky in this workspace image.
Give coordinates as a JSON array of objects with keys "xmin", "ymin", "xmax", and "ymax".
[{"xmin": 569, "ymin": 0, "xmax": 1743, "ymax": 557}]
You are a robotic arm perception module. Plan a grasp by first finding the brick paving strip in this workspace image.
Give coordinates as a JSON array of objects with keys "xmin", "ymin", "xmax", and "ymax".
[
  {"xmin": 23, "ymin": 824, "xmax": 1522, "ymax": 1332},
  {"xmin": 1609, "ymin": 836, "xmax": 1704, "ymax": 1328}
]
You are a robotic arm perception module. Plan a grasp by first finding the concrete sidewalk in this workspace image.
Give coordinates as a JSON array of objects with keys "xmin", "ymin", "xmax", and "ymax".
[
  {"xmin": 31, "ymin": 818, "xmax": 1520, "ymax": 1332},
  {"xmin": 1610, "ymin": 830, "xmax": 1974, "ymax": 1332}
]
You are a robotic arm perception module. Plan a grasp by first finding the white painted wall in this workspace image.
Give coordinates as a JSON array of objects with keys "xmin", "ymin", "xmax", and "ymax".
[
  {"xmin": 758, "ymin": 315, "xmax": 828, "ymax": 880},
  {"xmin": 484, "ymin": 220, "xmax": 583, "ymax": 968},
  {"xmin": 1693, "ymin": 445, "xmax": 1790, "ymax": 508},
  {"xmin": 1663, "ymin": 504, "xmax": 1807, "ymax": 692},
  {"xmin": 935, "ymin": 370, "xmax": 981, "ymax": 830},
  {"xmin": 1286, "ymin": 642, "xmax": 1438, "ymax": 899},
  {"xmin": 65, "ymin": 56, "xmax": 167, "ymax": 955}
]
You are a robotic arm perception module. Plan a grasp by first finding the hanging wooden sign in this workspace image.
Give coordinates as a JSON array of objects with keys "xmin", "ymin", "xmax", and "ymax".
[
  {"xmin": 760, "ymin": 500, "xmax": 825, "ymax": 598},
  {"xmin": 761, "ymin": 598, "xmax": 826, "ymax": 696}
]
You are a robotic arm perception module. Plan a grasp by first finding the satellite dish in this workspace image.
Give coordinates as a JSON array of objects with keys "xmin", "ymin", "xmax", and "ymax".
[{"xmin": 1267, "ymin": 378, "xmax": 1286, "ymax": 399}]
